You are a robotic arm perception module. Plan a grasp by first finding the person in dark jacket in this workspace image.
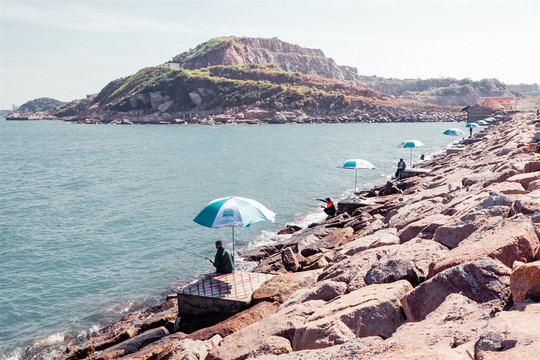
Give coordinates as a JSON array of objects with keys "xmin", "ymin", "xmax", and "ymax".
[
  {"xmin": 210, "ymin": 240, "xmax": 234, "ymax": 274},
  {"xmin": 317, "ymin": 197, "xmax": 336, "ymax": 218},
  {"xmin": 395, "ymin": 159, "xmax": 406, "ymax": 179}
]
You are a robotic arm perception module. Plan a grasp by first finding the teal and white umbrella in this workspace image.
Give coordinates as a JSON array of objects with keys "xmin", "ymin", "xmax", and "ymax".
[
  {"xmin": 476, "ymin": 120, "xmax": 488, "ymax": 125},
  {"xmin": 339, "ymin": 159, "xmax": 376, "ymax": 193},
  {"xmin": 465, "ymin": 123, "xmax": 479, "ymax": 128},
  {"xmin": 193, "ymin": 196, "xmax": 275, "ymax": 271},
  {"xmin": 397, "ymin": 140, "xmax": 425, "ymax": 167},
  {"xmin": 443, "ymin": 128, "xmax": 465, "ymax": 144},
  {"xmin": 443, "ymin": 128, "xmax": 465, "ymax": 136}
]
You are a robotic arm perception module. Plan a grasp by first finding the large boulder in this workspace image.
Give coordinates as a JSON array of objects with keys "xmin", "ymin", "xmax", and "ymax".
[
  {"xmin": 314, "ymin": 227, "xmax": 354, "ymax": 250},
  {"xmin": 402, "ymin": 257, "xmax": 511, "ymax": 321},
  {"xmin": 385, "ymin": 198, "xmax": 444, "ymax": 230},
  {"xmin": 341, "ymin": 294, "xmax": 494, "ymax": 359},
  {"xmin": 430, "ymin": 214, "xmax": 540, "ymax": 277},
  {"xmin": 318, "ymin": 247, "xmax": 389, "ymax": 289},
  {"xmin": 120, "ymin": 334, "xmax": 221, "ymax": 360},
  {"xmin": 252, "ymin": 271, "xmax": 320, "ymax": 305},
  {"xmin": 398, "ymin": 214, "xmax": 450, "ymax": 243},
  {"xmin": 433, "ymin": 205, "xmax": 511, "ymax": 248},
  {"xmin": 506, "ymin": 171, "xmax": 540, "ymax": 189},
  {"xmin": 379, "ymin": 238, "xmax": 450, "ymax": 277},
  {"xmin": 206, "ymin": 292, "xmax": 324, "ymax": 360},
  {"xmin": 335, "ymin": 228, "xmax": 399, "ymax": 260},
  {"xmin": 364, "ymin": 258, "xmax": 422, "ymax": 286},
  {"xmin": 187, "ymin": 301, "xmax": 279, "ymax": 341},
  {"xmin": 292, "ymin": 280, "xmax": 412, "ymax": 350},
  {"xmin": 510, "ymin": 260, "xmax": 540, "ymax": 303},
  {"xmin": 474, "ymin": 302, "xmax": 540, "ymax": 360},
  {"xmin": 93, "ymin": 327, "xmax": 169, "ymax": 360}
]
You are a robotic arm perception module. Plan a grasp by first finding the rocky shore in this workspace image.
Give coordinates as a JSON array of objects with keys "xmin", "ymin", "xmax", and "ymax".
[
  {"xmin": 8, "ymin": 102, "xmax": 463, "ymax": 126},
  {"xmin": 44, "ymin": 111, "xmax": 539, "ymax": 360}
]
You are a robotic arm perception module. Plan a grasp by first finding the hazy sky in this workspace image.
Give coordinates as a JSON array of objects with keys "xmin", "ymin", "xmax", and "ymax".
[{"xmin": 1, "ymin": 0, "xmax": 539, "ymax": 109}]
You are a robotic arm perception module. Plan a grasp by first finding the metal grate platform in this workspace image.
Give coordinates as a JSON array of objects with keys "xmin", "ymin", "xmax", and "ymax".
[{"xmin": 177, "ymin": 272, "xmax": 274, "ymax": 315}]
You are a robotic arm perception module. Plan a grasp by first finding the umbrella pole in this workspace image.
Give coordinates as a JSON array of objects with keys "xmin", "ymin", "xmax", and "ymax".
[
  {"xmin": 232, "ymin": 227, "xmax": 235, "ymax": 272},
  {"xmin": 354, "ymin": 169, "xmax": 358, "ymax": 194},
  {"xmin": 410, "ymin": 148, "xmax": 413, "ymax": 168}
]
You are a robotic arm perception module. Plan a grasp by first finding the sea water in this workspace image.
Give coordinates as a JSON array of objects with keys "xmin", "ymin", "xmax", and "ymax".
[{"xmin": 0, "ymin": 118, "xmax": 465, "ymax": 358}]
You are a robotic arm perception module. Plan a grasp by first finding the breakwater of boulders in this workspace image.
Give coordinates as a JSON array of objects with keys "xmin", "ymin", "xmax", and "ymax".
[{"xmin": 27, "ymin": 110, "xmax": 539, "ymax": 360}]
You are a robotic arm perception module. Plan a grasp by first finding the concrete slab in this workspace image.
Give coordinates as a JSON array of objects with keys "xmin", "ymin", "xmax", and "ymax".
[
  {"xmin": 400, "ymin": 168, "xmax": 431, "ymax": 179},
  {"xmin": 177, "ymin": 272, "xmax": 275, "ymax": 316}
]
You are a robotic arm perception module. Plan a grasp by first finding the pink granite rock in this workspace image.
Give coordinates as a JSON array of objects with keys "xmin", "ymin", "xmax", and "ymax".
[
  {"xmin": 252, "ymin": 271, "xmax": 320, "ymax": 305},
  {"xmin": 343, "ymin": 294, "xmax": 493, "ymax": 359},
  {"xmin": 398, "ymin": 214, "xmax": 451, "ymax": 243},
  {"xmin": 384, "ymin": 238, "xmax": 450, "ymax": 276},
  {"xmin": 484, "ymin": 181, "xmax": 527, "ymax": 195},
  {"xmin": 510, "ymin": 260, "xmax": 540, "ymax": 303},
  {"xmin": 402, "ymin": 257, "xmax": 511, "ymax": 322},
  {"xmin": 335, "ymin": 228, "xmax": 398, "ymax": 260},
  {"xmin": 384, "ymin": 198, "xmax": 444, "ymax": 230},
  {"xmin": 524, "ymin": 160, "xmax": 540, "ymax": 173},
  {"xmin": 316, "ymin": 226, "xmax": 354, "ymax": 249},
  {"xmin": 187, "ymin": 301, "xmax": 279, "ymax": 341},
  {"xmin": 292, "ymin": 280, "xmax": 412, "ymax": 350},
  {"xmin": 527, "ymin": 179, "xmax": 540, "ymax": 191},
  {"xmin": 206, "ymin": 293, "xmax": 323, "ymax": 360},
  {"xmin": 474, "ymin": 302, "xmax": 540, "ymax": 360},
  {"xmin": 430, "ymin": 214, "xmax": 540, "ymax": 276},
  {"xmin": 93, "ymin": 327, "xmax": 169, "ymax": 360},
  {"xmin": 318, "ymin": 247, "xmax": 388, "ymax": 285},
  {"xmin": 506, "ymin": 170, "xmax": 540, "ymax": 189}
]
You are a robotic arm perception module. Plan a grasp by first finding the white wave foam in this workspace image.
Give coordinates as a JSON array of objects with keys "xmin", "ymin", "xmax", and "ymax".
[{"xmin": 2, "ymin": 348, "xmax": 23, "ymax": 360}]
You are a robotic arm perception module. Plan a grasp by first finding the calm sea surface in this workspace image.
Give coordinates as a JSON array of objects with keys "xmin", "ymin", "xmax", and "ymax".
[{"xmin": 0, "ymin": 118, "xmax": 465, "ymax": 358}]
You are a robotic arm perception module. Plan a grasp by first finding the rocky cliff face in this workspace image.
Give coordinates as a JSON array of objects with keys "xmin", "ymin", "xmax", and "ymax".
[{"xmin": 172, "ymin": 37, "xmax": 360, "ymax": 81}]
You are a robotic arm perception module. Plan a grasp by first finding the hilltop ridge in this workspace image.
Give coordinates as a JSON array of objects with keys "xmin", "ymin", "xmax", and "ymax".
[{"xmin": 170, "ymin": 37, "xmax": 360, "ymax": 82}]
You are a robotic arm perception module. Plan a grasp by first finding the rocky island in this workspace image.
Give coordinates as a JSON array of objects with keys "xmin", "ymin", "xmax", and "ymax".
[
  {"xmin": 33, "ymin": 110, "xmax": 539, "ymax": 360},
  {"xmin": 8, "ymin": 37, "xmax": 468, "ymax": 125}
]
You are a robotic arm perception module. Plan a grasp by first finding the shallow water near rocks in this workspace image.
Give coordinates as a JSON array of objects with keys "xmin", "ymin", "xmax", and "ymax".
[{"xmin": 0, "ymin": 118, "xmax": 465, "ymax": 358}]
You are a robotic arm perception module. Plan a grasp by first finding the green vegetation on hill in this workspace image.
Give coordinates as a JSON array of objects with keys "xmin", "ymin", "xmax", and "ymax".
[
  {"xmin": 19, "ymin": 97, "xmax": 66, "ymax": 112},
  {"xmin": 53, "ymin": 98, "xmax": 92, "ymax": 117},
  {"xmin": 172, "ymin": 37, "xmax": 237, "ymax": 65},
  {"xmin": 54, "ymin": 63, "xmax": 392, "ymax": 117},
  {"xmin": 363, "ymin": 77, "xmax": 520, "ymax": 98}
]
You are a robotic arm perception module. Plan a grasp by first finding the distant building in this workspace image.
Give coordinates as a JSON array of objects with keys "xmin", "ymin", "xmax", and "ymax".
[
  {"xmin": 477, "ymin": 97, "xmax": 516, "ymax": 109},
  {"xmin": 162, "ymin": 62, "xmax": 180, "ymax": 69},
  {"xmin": 86, "ymin": 93, "xmax": 98, "ymax": 99},
  {"xmin": 462, "ymin": 104, "xmax": 494, "ymax": 123}
]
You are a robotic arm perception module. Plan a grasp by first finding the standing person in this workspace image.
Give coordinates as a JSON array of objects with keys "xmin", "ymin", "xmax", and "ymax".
[
  {"xmin": 469, "ymin": 126, "xmax": 473, "ymax": 138},
  {"xmin": 317, "ymin": 197, "xmax": 336, "ymax": 218},
  {"xmin": 210, "ymin": 240, "xmax": 234, "ymax": 274},
  {"xmin": 395, "ymin": 158, "xmax": 406, "ymax": 180}
]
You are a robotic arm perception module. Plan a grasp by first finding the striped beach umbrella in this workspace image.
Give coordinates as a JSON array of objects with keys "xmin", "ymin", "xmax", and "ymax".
[
  {"xmin": 397, "ymin": 140, "xmax": 425, "ymax": 167},
  {"xmin": 339, "ymin": 159, "xmax": 376, "ymax": 193},
  {"xmin": 465, "ymin": 123, "xmax": 480, "ymax": 128},
  {"xmin": 476, "ymin": 120, "xmax": 488, "ymax": 125},
  {"xmin": 443, "ymin": 128, "xmax": 465, "ymax": 136},
  {"xmin": 193, "ymin": 196, "xmax": 275, "ymax": 271},
  {"xmin": 443, "ymin": 128, "xmax": 465, "ymax": 144}
]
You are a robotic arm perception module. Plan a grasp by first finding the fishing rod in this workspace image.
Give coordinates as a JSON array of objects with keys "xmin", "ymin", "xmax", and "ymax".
[{"xmin": 172, "ymin": 246, "xmax": 213, "ymax": 261}]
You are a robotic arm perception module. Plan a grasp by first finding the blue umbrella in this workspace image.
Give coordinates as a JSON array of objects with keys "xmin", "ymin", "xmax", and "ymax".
[
  {"xmin": 339, "ymin": 159, "xmax": 376, "ymax": 193},
  {"xmin": 397, "ymin": 140, "xmax": 425, "ymax": 167},
  {"xmin": 476, "ymin": 120, "xmax": 488, "ymax": 125},
  {"xmin": 465, "ymin": 123, "xmax": 479, "ymax": 128},
  {"xmin": 193, "ymin": 196, "xmax": 275, "ymax": 271}
]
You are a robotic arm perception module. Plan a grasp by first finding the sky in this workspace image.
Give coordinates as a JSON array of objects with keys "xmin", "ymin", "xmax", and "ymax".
[{"xmin": 1, "ymin": 0, "xmax": 539, "ymax": 109}]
